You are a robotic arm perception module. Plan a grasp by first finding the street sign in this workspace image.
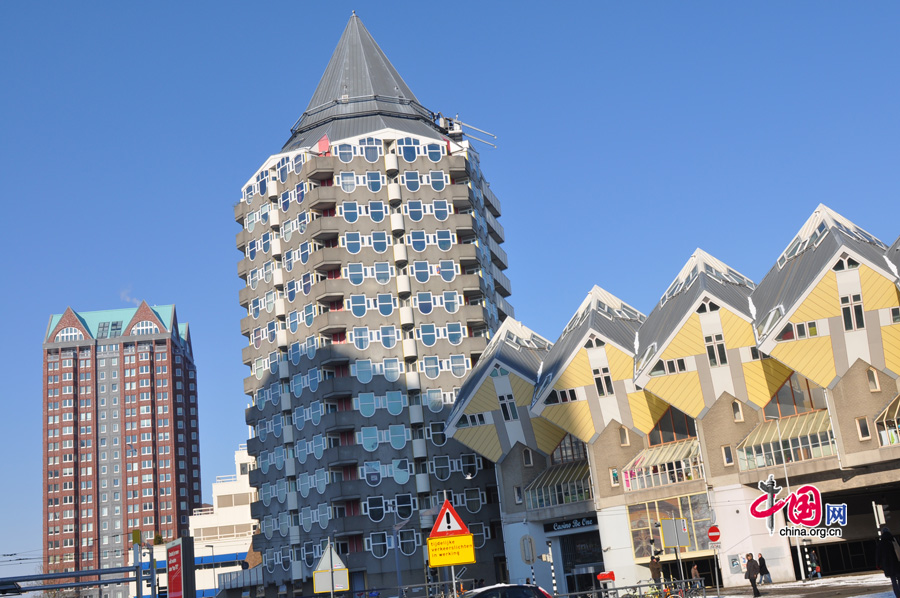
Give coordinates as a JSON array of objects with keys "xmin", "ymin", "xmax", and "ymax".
[
  {"xmin": 708, "ymin": 525, "xmax": 721, "ymax": 542},
  {"xmin": 313, "ymin": 540, "xmax": 350, "ymax": 593},
  {"xmin": 521, "ymin": 535, "xmax": 536, "ymax": 565},
  {"xmin": 430, "ymin": 500, "xmax": 470, "ymax": 537},
  {"xmin": 427, "ymin": 534, "xmax": 476, "ymax": 567},
  {"xmin": 661, "ymin": 518, "xmax": 690, "ymax": 547}
]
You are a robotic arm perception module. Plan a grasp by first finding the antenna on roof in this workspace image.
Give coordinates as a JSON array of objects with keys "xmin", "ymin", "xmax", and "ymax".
[{"xmin": 441, "ymin": 114, "xmax": 498, "ymax": 148}]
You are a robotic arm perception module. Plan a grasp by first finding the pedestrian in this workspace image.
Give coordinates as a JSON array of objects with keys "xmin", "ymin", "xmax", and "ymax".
[
  {"xmin": 649, "ymin": 556, "xmax": 662, "ymax": 589},
  {"xmin": 876, "ymin": 526, "xmax": 900, "ymax": 598},
  {"xmin": 758, "ymin": 553, "xmax": 772, "ymax": 585},
  {"xmin": 809, "ymin": 550, "xmax": 822, "ymax": 579},
  {"xmin": 745, "ymin": 553, "xmax": 761, "ymax": 597},
  {"xmin": 690, "ymin": 563, "xmax": 701, "ymax": 589}
]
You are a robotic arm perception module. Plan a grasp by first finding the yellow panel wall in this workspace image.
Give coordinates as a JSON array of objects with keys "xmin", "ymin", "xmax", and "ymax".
[
  {"xmin": 769, "ymin": 336, "xmax": 836, "ymax": 388},
  {"xmin": 884, "ymin": 324, "xmax": 900, "ymax": 375},
  {"xmin": 464, "ymin": 377, "xmax": 497, "ymax": 414},
  {"xmin": 606, "ymin": 344, "xmax": 636, "ymax": 382},
  {"xmin": 542, "ymin": 401, "xmax": 595, "ymax": 443},
  {"xmin": 742, "ymin": 359, "xmax": 794, "ymax": 407},
  {"xmin": 720, "ymin": 308, "xmax": 755, "ymax": 350},
  {"xmin": 645, "ymin": 371, "xmax": 704, "ymax": 417},
  {"xmin": 453, "ymin": 427, "xmax": 502, "ymax": 462},
  {"xmin": 859, "ymin": 265, "xmax": 900, "ymax": 311},
  {"xmin": 629, "ymin": 390, "xmax": 671, "ymax": 434},
  {"xmin": 508, "ymin": 373, "xmax": 535, "ymax": 407},
  {"xmin": 660, "ymin": 313, "xmax": 705, "ymax": 360},
  {"xmin": 553, "ymin": 348, "xmax": 594, "ymax": 391},
  {"xmin": 791, "ymin": 270, "xmax": 841, "ymax": 323},
  {"xmin": 532, "ymin": 417, "xmax": 568, "ymax": 455}
]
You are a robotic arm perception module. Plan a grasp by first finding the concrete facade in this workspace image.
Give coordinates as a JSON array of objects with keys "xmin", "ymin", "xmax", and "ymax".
[{"xmin": 235, "ymin": 15, "xmax": 511, "ymax": 594}]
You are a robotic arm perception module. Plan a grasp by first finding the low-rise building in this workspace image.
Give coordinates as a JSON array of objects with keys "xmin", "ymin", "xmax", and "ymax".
[{"xmin": 450, "ymin": 205, "xmax": 900, "ymax": 589}]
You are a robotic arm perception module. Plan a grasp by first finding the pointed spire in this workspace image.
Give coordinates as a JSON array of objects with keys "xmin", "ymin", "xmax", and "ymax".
[{"xmin": 285, "ymin": 14, "xmax": 437, "ymax": 147}]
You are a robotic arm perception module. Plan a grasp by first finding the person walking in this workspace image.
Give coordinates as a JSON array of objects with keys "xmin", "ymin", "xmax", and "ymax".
[
  {"xmin": 809, "ymin": 550, "xmax": 822, "ymax": 579},
  {"xmin": 649, "ymin": 556, "xmax": 663, "ymax": 589},
  {"xmin": 758, "ymin": 554, "xmax": 772, "ymax": 585},
  {"xmin": 745, "ymin": 553, "xmax": 761, "ymax": 597},
  {"xmin": 876, "ymin": 526, "xmax": 900, "ymax": 598},
  {"xmin": 690, "ymin": 563, "xmax": 701, "ymax": 589}
]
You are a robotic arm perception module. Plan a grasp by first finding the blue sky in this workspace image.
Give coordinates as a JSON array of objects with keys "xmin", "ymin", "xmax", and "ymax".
[{"xmin": 2, "ymin": 1, "xmax": 899, "ymax": 576}]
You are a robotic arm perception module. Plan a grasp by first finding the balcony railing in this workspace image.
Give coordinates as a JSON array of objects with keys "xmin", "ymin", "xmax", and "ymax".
[
  {"xmin": 736, "ymin": 410, "xmax": 836, "ymax": 471},
  {"xmin": 525, "ymin": 461, "xmax": 592, "ymax": 510},
  {"xmin": 623, "ymin": 438, "xmax": 704, "ymax": 492}
]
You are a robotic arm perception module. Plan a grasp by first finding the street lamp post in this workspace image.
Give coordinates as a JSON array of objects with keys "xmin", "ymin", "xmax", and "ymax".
[
  {"xmin": 764, "ymin": 415, "xmax": 806, "ymax": 582},
  {"xmin": 205, "ymin": 544, "xmax": 217, "ymax": 595}
]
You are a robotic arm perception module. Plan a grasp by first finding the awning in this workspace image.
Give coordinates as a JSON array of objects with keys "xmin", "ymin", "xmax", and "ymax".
[
  {"xmin": 876, "ymin": 394, "xmax": 900, "ymax": 424},
  {"xmin": 737, "ymin": 410, "xmax": 832, "ymax": 450},
  {"xmin": 624, "ymin": 438, "xmax": 699, "ymax": 471},
  {"xmin": 524, "ymin": 461, "xmax": 590, "ymax": 492}
]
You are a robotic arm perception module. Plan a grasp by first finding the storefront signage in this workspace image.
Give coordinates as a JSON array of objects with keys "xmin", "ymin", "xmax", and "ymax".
[{"xmin": 544, "ymin": 516, "xmax": 596, "ymax": 533}]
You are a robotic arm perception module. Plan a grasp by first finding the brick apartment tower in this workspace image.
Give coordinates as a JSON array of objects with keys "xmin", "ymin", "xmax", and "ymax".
[
  {"xmin": 236, "ymin": 14, "xmax": 512, "ymax": 591},
  {"xmin": 43, "ymin": 302, "xmax": 201, "ymax": 598}
]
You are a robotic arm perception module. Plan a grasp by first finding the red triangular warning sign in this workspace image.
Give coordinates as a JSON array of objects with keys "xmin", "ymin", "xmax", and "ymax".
[{"xmin": 429, "ymin": 500, "xmax": 470, "ymax": 537}]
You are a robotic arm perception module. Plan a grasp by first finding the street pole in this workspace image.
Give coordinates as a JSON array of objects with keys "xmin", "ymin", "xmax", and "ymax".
[
  {"xmin": 206, "ymin": 545, "xmax": 217, "ymax": 595},
  {"xmin": 150, "ymin": 551, "xmax": 158, "ymax": 598},
  {"xmin": 768, "ymin": 416, "xmax": 806, "ymax": 582},
  {"xmin": 713, "ymin": 543, "xmax": 720, "ymax": 598},
  {"xmin": 134, "ymin": 541, "xmax": 143, "ymax": 598},
  {"xmin": 546, "ymin": 542, "xmax": 557, "ymax": 595}
]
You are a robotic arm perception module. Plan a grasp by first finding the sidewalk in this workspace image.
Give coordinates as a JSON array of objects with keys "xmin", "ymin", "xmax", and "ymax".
[{"xmin": 700, "ymin": 572, "xmax": 893, "ymax": 598}]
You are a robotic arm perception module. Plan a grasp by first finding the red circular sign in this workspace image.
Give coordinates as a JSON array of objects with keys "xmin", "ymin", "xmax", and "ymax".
[{"xmin": 708, "ymin": 526, "xmax": 721, "ymax": 542}]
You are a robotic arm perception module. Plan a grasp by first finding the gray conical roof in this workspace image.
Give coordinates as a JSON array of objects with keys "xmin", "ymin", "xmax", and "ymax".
[{"xmin": 282, "ymin": 14, "xmax": 441, "ymax": 151}]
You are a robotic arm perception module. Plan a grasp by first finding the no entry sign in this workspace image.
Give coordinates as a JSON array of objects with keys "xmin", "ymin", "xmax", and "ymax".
[{"xmin": 708, "ymin": 526, "xmax": 721, "ymax": 542}]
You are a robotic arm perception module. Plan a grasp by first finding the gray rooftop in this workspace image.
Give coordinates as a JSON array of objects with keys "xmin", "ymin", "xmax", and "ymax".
[
  {"xmin": 532, "ymin": 286, "xmax": 645, "ymax": 407},
  {"xmin": 635, "ymin": 249, "xmax": 755, "ymax": 371},
  {"xmin": 449, "ymin": 318, "xmax": 552, "ymax": 423},
  {"xmin": 751, "ymin": 204, "xmax": 893, "ymax": 333},
  {"xmin": 282, "ymin": 14, "xmax": 441, "ymax": 151}
]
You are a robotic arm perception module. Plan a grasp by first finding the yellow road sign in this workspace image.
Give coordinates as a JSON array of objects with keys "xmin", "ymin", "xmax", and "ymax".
[{"xmin": 427, "ymin": 534, "xmax": 475, "ymax": 567}]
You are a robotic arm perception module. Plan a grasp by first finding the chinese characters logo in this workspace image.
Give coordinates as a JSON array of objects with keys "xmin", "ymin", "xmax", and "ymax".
[{"xmin": 749, "ymin": 474, "xmax": 845, "ymax": 538}]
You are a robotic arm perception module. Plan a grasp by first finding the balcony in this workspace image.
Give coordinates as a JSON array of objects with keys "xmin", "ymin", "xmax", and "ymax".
[
  {"xmin": 483, "ymin": 185, "xmax": 502, "ymax": 217},
  {"xmin": 327, "ymin": 444, "xmax": 361, "ymax": 466},
  {"xmin": 623, "ymin": 439, "xmax": 704, "ymax": 492},
  {"xmin": 238, "ymin": 286, "xmax": 253, "ymax": 308},
  {"xmin": 311, "ymin": 279, "xmax": 349, "ymax": 304},
  {"xmin": 313, "ymin": 310, "xmax": 355, "ymax": 334},
  {"xmin": 240, "ymin": 315, "xmax": 253, "ymax": 337},
  {"xmin": 449, "ymin": 184, "xmax": 473, "ymax": 210},
  {"xmin": 525, "ymin": 461, "xmax": 592, "ymax": 510},
  {"xmin": 316, "ymin": 377, "xmax": 356, "ymax": 399},
  {"xmin": 307, "ymin": 217, "xmax": 341, "ymax": 242},
  {"xmin": 458, "ymin": 305, "xmax": 487, "ymax": 327},
  {"xmin": 459, "ymin": 274, "xmax": 486, "ymax": 295},
  {"xmin": 491, "ymin": 264, "xmax": 512, "ymax": 297},
  {"xmin": 448, "ymin": 155, "xmax": 467, "ymax": 178},
  {"xmin": 237, "ymin": 259, "xmax": 248, "ymax": 280},
  {"xmin": 736, "ymin": 410, "xmax": 836, "ymax": 473},
  {"xmin": 447, "ymin": 213, "xmax": 475, "ymax": 236},
  {"xmin": 234, "ymin": 201, "xmax": 245, "ymax": 223},
  {"xmin": 300, "ymin": 156, "xmax": 336, "ymax": 181},
  {"xmin": 456, "ymin": 243, "xmax": 479, "ymax": 266},
  {"xmin": 235, "ymin": 229, "xmax": 250, "ymax": 252},
  {"xmin": 306, "ymin": 185, "xmax": 337, "ymax": 210},
  {"xmin": 496, "ymin": 294, "xmax": 515, "ymax": 320},
  {"xmin": 308, "ymin": 247, "xmax": 345, "ymax": 272},
  {"xmin": 484, "ymin": 209, "xmax": 505, "ymax": 242},
  {"xmin": 321, "ymin": 410, "xmax": 358, "ymax": 432},
  {"xmin": 487, "ymin": 237, "xmax": 509, "ymax": 270}
]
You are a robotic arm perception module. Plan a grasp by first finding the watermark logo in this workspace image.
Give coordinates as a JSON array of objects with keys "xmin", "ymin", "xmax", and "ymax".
[{"xmin": 749, "ymin": 474, "xmax": 844, "ymax": 538}]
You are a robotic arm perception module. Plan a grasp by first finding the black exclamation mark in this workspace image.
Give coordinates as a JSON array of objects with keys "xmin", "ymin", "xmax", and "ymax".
[{"xmin": 445, "ymin": 512, "xmax": 452, "ymax": 530}]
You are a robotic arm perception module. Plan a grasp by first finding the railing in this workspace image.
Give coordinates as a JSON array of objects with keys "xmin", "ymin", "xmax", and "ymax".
[
  {"xmin": 560, "ymin": 578, "xmax": 706, "ymax": 598},
  {"xmin": 215, "ymin": 474, "xmax": 238, "ymax": 483},
  {"xmin": 192, "ymin": 506, "xmax": 215, "ymax": 516}
]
